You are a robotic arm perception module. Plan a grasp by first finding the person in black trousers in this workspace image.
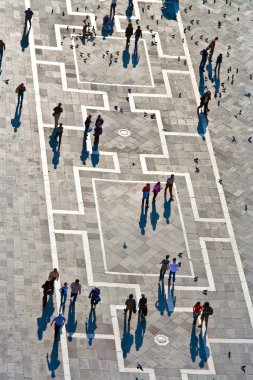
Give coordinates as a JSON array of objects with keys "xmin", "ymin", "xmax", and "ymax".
[
  {"xmin": 125, "ymin": 22, "xmax": 133, "ymax": 47},
  {"xmin": 93, "ymin": 115, "xmax": 104, "ymax": 145}
]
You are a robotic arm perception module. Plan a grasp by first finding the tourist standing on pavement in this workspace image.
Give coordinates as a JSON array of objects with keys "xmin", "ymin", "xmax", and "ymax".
[
  {"xmin": 84, "ymin": 114, "xmax": 92, "ymax": 140},
  {"xmin": 89, "ymin": 287, "xmax": 101, "ymax": 309},
  {"xmin": 214, "ymin": 53, "xmax": 222, "ymax": 73},
  {"xmin": 93, "ymin": 115, "xmax": 104, "ymax": 145},
  {"xmin": 59, "ymin": 282, "xmax": 68, "ymax": 306},
  {"xmin": 152, "ymin": 181, "xmax": 162, "ymax": 203},
  {"xmin": 159, "ymin": 254, "xmax": 170, "ymax": 281},
  {"xmin": 24, "ymin": 8, "xmax": 33, "ymax": 29},
  {"xmin": 193, "ymin": 301, "xmax": 202, "ymax": 325},
  {"xmin": 54, "ymin": 123, "xmax": 64, "ymax": 148},
  {"xmin": 168, "ymin": 258, "xmax": 180, "ymax": 285},
  {"xmin": 125, "ymin": 22, "xmax": 133, "ymax": 47},
  {"xmin": 124, "ymin": 294, "xmax": 136, "ymax": 322},
  {"xmin": 70, "ymin": 279, "xmax": 81, "ymax": 304},
  {"xmin": 206, "ymin": 36, "xmax": 218, "ymax": 62},
  {"xmin": 134, "ymin": 26, "xmax": 142, "ymax": 51},
  {"xmin": 48, "ymin": 268, "xmax": 59, "ymax": 294},
  {"xmin": 199, "ymin": 48, "xmax": 208, "ymax": 72},
  {"xmin": 138, "ymin": 294, "xmax": 147, "ymax": 320},
  {"xmin": 51, "ymin": 312, "xmax": 66, "ymax": 342},
  {"xmin": 198, "ymin": 302, "xmax": 213, "ymax": 328},
  {"xmin": 53, "ymin": 103, "xmax": 63, "ymax": 127},
  {"xmin": 16, "ymin": 83, "xmax": 26, "ymax": 106},
  {"xmin": 197, "ymin": 91, "xmax": 211, "ymax": 115},
  {"xmin": 165, "ymin": 174, "xmax": 174, "ymax": 200},
  {"xmin": 142, "ymin": 183, "xmax": 150, "ymax": 208}
]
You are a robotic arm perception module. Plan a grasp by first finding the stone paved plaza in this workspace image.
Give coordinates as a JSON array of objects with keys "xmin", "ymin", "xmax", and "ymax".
[{"xmin": 0, "ymin": 0, "xmax": 253, "ymax": 379}]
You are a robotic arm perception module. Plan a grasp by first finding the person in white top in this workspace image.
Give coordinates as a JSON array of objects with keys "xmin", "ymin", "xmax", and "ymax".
[
  {"xmin": 168, "ymin": 258, "xmax": 180, "ymax": 284},
  {"xmin": 110, "ymin": 0, "xmax": 117, "ymax": 17}
]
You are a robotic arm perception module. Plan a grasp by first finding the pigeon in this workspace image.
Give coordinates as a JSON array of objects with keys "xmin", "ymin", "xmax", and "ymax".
[
  {"xmin": 194, "ymin": 276, "xmax": 198, "ymax": 282},
  {"xmin": 241, "ymin": 365, "xmax": 246, "ymax": 373},
  {"xmin": 73, "ymin": 28, "xmax": 75, "ymax": 33},
  {"xmin": 194, "ymin": 158, "xmax": 198, "ymax": 163},
  {"xmin": 184, "ymin": 60, "xmax": 187, "ymax": 65},
  {"xmin": 137, "ymin": 363, "xmax": 144, "ymax": 371},
  {"xmin": 179, "ymin": 93, "xmax": 181, "ymax": 98},
  {"xmin": 219, "ymin": 179, "xmax": 222, "ymax": 184},
  {"xmin": 144, "ymin": 112, "xmax": 148, "ymax": 117},
  {"xmin": 62, "ymin": 11, "xmax": 65, "ymax": 16},
  {"xmin": 4, "ymin": 79, "xmax": 9, "ymax": 84},
  {"xmin": 123, "ymin": 242, "xmax": 127, "ymax": 249},
  {"xmin": 97, "ymin": 4, "xmax": 100, "ymax": 9},
  {"xmin": 228, "ymin": 351, "xmax": 231, "ymax": 358},
  {"xmin": 151, "ymin": 114, "xmax": 156, "ymax": 119},
  {"xmin": 171, "ymin": 34, "xmax": 175, "ymax": 39},
  {"xmin": 178, "ymin": 56, "xmax": 181, "ymax": 61},
  {"xmin": 114, "ymin": 106, "xmax": 118, "ymax": 111},
  {"xmin": 76, "ymin": 7, "xmax": 79, "ymax": 11},
  {"xmin": 128, "ymin": 89, "xmax": 132, "ymax": 94},
  {"xmin": 248, "ymin": 137, "xmax": 252, "ymax": 143},
  {"xmin": 203, "ymin": 290, "xmax": 208, "ymax": 295},
  {"xmin": 195, "ymin": 167, "xmax": 200, "ymax": 173},
  {"xmin": 245, "ymin": 93, "xmax": 251, "ymax": 98},
  {"xmin": 132, "ymin": 163, "xmax": 136, "ymax": 166},
  {"xmin": 120, "ymin": 108, "xmax": 123, "ymax": 113},
  {"xmin": 51, "ymin": 9, "xmax": 53, "ymax": 14},
  {"xmin": 245, "ymin": 205, "xmax": 248, "ymax": 211},
  {"xmin": 231, "ymin": 136, "xmax": 236, "ymax": 142},
  {"xmin": 92, "ymin": 42, "xmax": 96, "ymax": 46},
  {"xmin": 189, "ymin": 5, "xmax": 192, "ymax": 10},
  {"xmin": 66, "ymin": 25, "xmax": 69, "ymax": 30}
]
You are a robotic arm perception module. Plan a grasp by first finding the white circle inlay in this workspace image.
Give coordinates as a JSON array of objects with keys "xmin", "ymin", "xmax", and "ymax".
[
  {"xmin": 154, "ymin": 335, "xmax": 169, "ymax": 346},
  {"xmin": 118, "ymin": 128, "xmax": 131, "ymax": 137}
]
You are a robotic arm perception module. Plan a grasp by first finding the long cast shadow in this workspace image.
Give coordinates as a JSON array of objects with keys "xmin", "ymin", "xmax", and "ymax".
[
  {"xmin": 206, "ymin": 61, "xmax": 213, "ymax": 81},
  {"xmin": 167, "ymin": 284, "xmax": 176, "ymax": 316},
  {"xmin": 163, "ymin": 193, "xmax": 172, "ymax": 224},
  {"xmin": 135, "ymin": 317, "xmax": 146, "ymax": 351},
  {"xmin": 37, "ymin": 293, "xmax": 55, "ymax": 340},
  {"xmin": 20, "ymin": 26, "xmax": 31, "ymax": 52},
  {"xmin": 102, "ymin": 16, "xmax": 114, "ymax": 38},
  {"xmin": 190, "ymin": 325, "xmax": 198, "ymax": 363},
  {"xmin": 91, "ymin": 145, "xmax": 100, "ymax": 167},
  {"xmin": 198, "ymin": 69, "xmax": 206, "ymax": 96},
  {"xmin": 121, "ymin": 315, "xmax": 134, "ymax": 358},
  {"xmin": 85, "ymin": 308, "xmax": 97, "ymax": 346},
  {"xmin": 125, "ymin": 0, "xmax": 134, "ymax": 20},
  {"xmin": 122, "ymin": 47, "xmax": 130, "ymax": 68},
  {"xmin": 66, "ymin": 303, "xmax": 77, "ymax": 341},
  {"xmin": 197, "ymin": 112, "xmax": 209, "ymax": 141},
  {"xmin": 161, "ymin": 0, "xmax": 179, "ymax": 20},
  {"xmin": 150, "ymin": 201, "xmax": 159, "ymax": 231},
  {"xmin": 139, "ymin": 204, "xmax": 148, "ymax": 235},
  {"xmin": 80, "ymin": 139, "xmax": 89, "ymax": 165},
  {"xmin": 155, "ymin": 281, "xmax": 169, "ymax": 316},
  {"xmin": 199, "ymin": 329, "xmax": 209, "ymax": 368},
  {"xmin": 132, "ymin": 51, "xmax": 139, "ymax": 68},
  {"xmin": 46, "ymin": 341, "xmax": 60, "ymax": 378},
  {"xmin": 11, "ymin": 103, "xmax": 22, "ymax": 133}
]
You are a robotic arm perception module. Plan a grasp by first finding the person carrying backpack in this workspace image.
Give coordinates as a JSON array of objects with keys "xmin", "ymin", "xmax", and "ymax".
[
  {"xmin": 198, "ymin": 301, "xmax": 213, "ymax": 328},
  {"xmin": 89, "ymin": 287, "xmax": 101, "ymax": 309}
]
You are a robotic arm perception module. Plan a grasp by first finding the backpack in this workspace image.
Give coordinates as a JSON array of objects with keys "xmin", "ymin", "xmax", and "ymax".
[{"xmin": 205, "ymin": 306, "xmax": 213, "ymax": 315}]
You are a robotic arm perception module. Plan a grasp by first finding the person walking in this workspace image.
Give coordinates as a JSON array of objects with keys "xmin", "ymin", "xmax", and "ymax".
[
  {"xmin": 54, "ymin": 123, "xmax": 64, "ymax": 147},
  {"xmin": 198, "ymin": 302, "xmax": 213, "ymax": 329},
  {"xmin": 214, "ymin": 53, "xmax": 222, "ymax": 73},
  {"xmin": 59, "ymin": 282, "xmax": 68, "ymax": 306},
  {"xmin": 197, "ymin": 91, "xmax": 211, "ymax": 115},
  {"xmin": 16, "ymin": 83, "xmax": 26, "ymax": 106},
  {"xmin": 165, "ymin": 174, "xmax": 174, "ymax": 200},
  {"xmin": 84, "ymin": 114, "xmax": 92, "ymax": 140},
  {"xmin": 152, "ymin": 181, "xmax": 162, "ymax": 203},
  {"xmin": 42, "ymin": 280, "xmax": 52, "ymax": 307},
  {"xmin": 24, "ymin": 8, "xmax": 34, "ymax": 29},
  {"xmin": 110, "ymin": 0, "xmax": 117, "ymax": 17},
  {"xmin": 206, "ymin": 36, "xmax": 218, "ymax": 62},
  {"xmin": 50, "ymin": 312, "xmax": 66, "ymax": 342},
  {"xmin": 89, "ymin": 287, "xmax": 101, "ymax": 309},
  {"xmin": 193, "ymin": 301, "xmax": 202, "ymax": 325},
  {"xmin": 138, "ymin": 294, "xmax": 147, "ymax": 320},
  {"xmin": 125, "ymin": 22, "xmax": 133, "ymax": 47},
  {"xmin": 93, "ymin": 115, "xmax": 104, "ymax": 145},
  {"xmin": 70, "ymin": 279, "xmax": 81, "ymax": 304},
  {"xmin": 199, "ymin": 48, "xmax": 208, "ymax": 72},
  {"xmin": 159, "ymin": 254, "xmax": 170, "ymax": 281},
  {"xmin": 134, "ymin": 26, "xmax": 142, "ymax": 51},
  {"xmin": 48, "ymin": 268, "xmax": 59, "ymax": 293},
  {"xmin": 142, "ymin": 183, "xmax": 150, "ymax": 208},
  {"xmin": 0, "ymin": 40, "xmax": 6, "ymax": 65},
  {"xmin": 168, "ymin": 258, "xmax": 180, "ymax": 285},
  {"xmin": 124, "ymin": 294, "xmax": 136, "ymax": 322},
  {"xmin": 53, "ymin": 103, "xmax": 63, "ymax": 127}
]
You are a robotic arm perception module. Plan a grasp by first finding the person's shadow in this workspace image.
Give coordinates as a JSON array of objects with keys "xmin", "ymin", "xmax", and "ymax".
[
  {"xmin": 80, "ymin": 139, "xmax": 89, "ymax": 165},
  {"xmin": 139, "ymin": 204, "xmax": 148, "ymax": 235},
  {"xmin": 155, "ymin": 281, "xmax": 169, "ymax": 316},
  {"xmin": 132, "ymin": 51, "xmax": 139, "ymax": 68},
  {"xmin": 198, "ymin": 69, "xmax": 206, "ymax": 97},
  {"xmin": 206, "ymin": 60, "xmax": 213, "ymax": 81},
  {"xmin": 125, "ymin": 0, "xmax": 134, "ymax": 20},
  {"xmin": 121, "ymin": 315, "xmax": 134, "ymax": 358},
  {"xmin": 91, "ymin": 145, "xmax": 100, "ymax": 167},
  {"xmin": 190, "ymin": 325, "xmax": 199, "ymax": 363},
  {"xmin": 135, "ymin": 317, "xmax": 146, "ymax": 351},
  {"xmin": 66, "ymin": 303, "xmax": 77, "ymax": 342},
  {"xmin": 37, "ymin": 293, "xmax": 55, "ymax": 340},
  {"xmin": 122, "ymin": 47, "xmax": 130, "ymax": 68},
  {"xmin": 167, "ymin": 284, "xmax": 176, "ymax": 316},
  {"xmin": 197, "ymin": 111, "xmax": 209, "ymax": 141},
  {"xmin": 46, "ymin": 341, "xmax": 60, "ymax": 378},
  {"xmin": 20, "ymin": 26, "xmax": 31, "ymax": 52},
  {"xmin": 163, "ymin": 193, "xmax": 172, "ymax": 224},
  {"xmin": 85, "ymin": 309, "xmax": 97, "ymax": 346},
  {"xmin": 102, "ymin": 17, "xmax": 114, "ymax": 38},
  {"xmin": 199, "ymin": 329, "xmax": 209, "ymax": 368},
  {"xmin": 49, "ymin": 128, "xmax": 61, "ymax": 169},
  {"xmin": 214, "ymin": 72, "xmax": 220, "ymax": 98},
  {"xmin": 161, "ymin": 0, "xmax": 179, "ymax": 20},
  {"xmin": 11, "ymin": 103, "xmax": 22, "ymax": 132},
  {"xmin": 150, "ymin": 201, "xmax": 159, "ymax": 231}
]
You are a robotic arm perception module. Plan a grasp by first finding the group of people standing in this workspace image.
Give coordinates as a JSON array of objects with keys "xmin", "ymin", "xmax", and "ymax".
[{"xmin": 142, "ymin": 174, "xmax": 175, "ymax": 207}]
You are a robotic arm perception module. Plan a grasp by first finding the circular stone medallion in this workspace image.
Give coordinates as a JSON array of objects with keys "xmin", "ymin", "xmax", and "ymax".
[
  {"xmin": 154, "ymin": 335, "xmax": 169, "ymax": 346},
  {"xmin": 118, "ymin": 128, "xmax": 131, "ymax": 137}
]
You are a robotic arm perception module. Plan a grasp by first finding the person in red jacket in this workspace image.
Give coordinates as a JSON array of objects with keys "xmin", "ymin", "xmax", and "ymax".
[
  {"xmin": 192, "ymin": 301, "xmax": 202, "ymax": 325},
  {"xmin": 142, "ymin": 183, "xmax": 150, "ymax": 208}
]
